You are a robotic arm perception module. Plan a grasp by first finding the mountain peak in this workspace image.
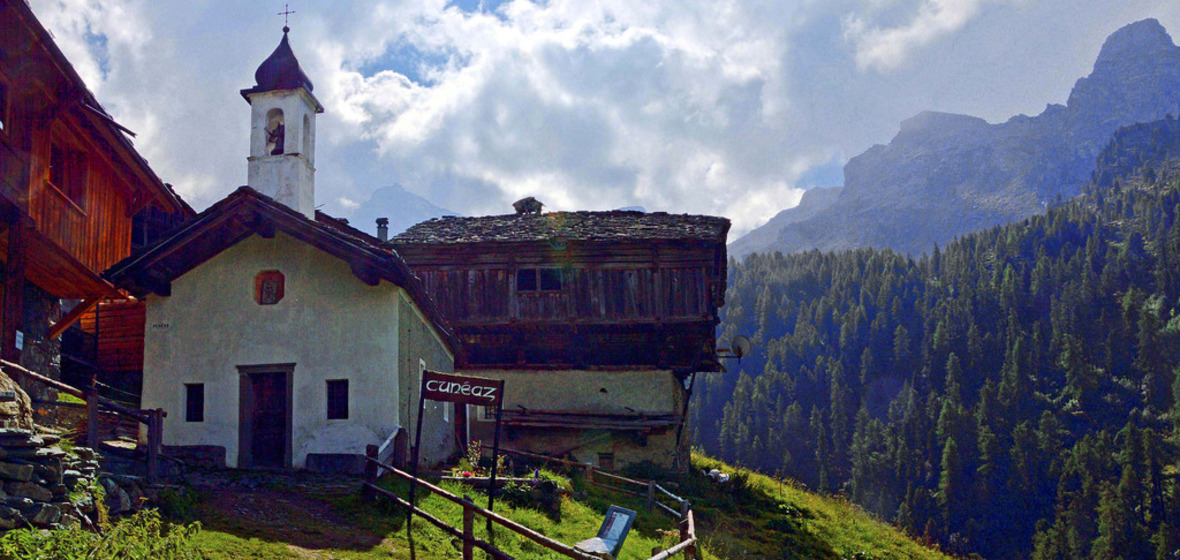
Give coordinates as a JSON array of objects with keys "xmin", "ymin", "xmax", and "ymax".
[
  {"xmin": 1067, "ymin": 18, "xmax": 1180, "ymax": 118},
  {"xmin": 1093, "ymin": 19, "xmax": 1173, "ymax": 72}
]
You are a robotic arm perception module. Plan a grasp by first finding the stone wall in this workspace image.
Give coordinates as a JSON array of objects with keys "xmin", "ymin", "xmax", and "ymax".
[
  {"xmin": 15, "ymin": 282, "xmax": 61, "ymax": 402},
  {"xmin": 0, "ymin": 429, "xmax": 148, "ymax": 530}
]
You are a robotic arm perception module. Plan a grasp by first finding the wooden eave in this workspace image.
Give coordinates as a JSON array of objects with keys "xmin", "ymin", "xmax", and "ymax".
[
  {"xmin": 0, "ymin": 222, "xmax": 118, "ymax": 299},
  {"xmin": 103, "ymin": 187, "xmax": 459, "ymax": 353}
]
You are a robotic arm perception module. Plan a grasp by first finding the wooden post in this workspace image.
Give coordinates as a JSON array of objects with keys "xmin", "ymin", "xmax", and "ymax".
[
  {"xmin": 462, "ymin": 495, "xmax": 475, "ymax": 560},
  {"xmin": 646, "ymin": 480, "xmax": 656, "ymax": 511},
  {"xmin": 364, "ymin": 445, "xmax": 379, "ymax": 499},
  {"xmin": 1, "ymin": 218, "xmax": 26, "ymax": 364},
  {"xmin": 683, "ymin": 510, "xmax": 697, "ymax": 560},
  {"xmin": 585, "ymin": 464, "xmax": 594, "ymax": 484},
  {"xmin": 679, "ymin": 499, "xmax": 690, "ymax": 518},
  {"xmin": 86, "ymin": 377, "xmax": 99, "ymax": 447},
  {"xmin": 147, "ymin": 409, "xmax": 162, "ymax": 483}
]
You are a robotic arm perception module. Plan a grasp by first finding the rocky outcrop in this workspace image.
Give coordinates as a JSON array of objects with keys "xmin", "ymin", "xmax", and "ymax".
[
  {"xmin": 0, "ymin": 429, "xmax": 149, "ymax": 530},
  {"xmin": 0, "ymin": 372, "xmax": 34, "ymax": 431},
  {"xmin": 734, "ymin": 19, "xmax": 1180, "ymax": 256}
]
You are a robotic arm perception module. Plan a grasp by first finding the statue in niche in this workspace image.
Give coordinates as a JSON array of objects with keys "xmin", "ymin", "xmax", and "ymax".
[{"xmin": 266, "ymin": 113, "xmax": 285, "ymax": 155}]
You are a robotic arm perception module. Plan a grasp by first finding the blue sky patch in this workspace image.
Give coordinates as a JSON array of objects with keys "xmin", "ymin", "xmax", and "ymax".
[
  {"xmin": 84, "ymin": 30, "xmax": 110, "ymax": 79},
  {"xmin": 356, "ymin": 42, "xmax": 461, "ymax": 86},
  {"xmin": 448, "ymin": 0, "xmax": 512, "ymax": 14},
  {"xmin": 797, "ymin": 158, "xmax": 845, "ymax": 188}
]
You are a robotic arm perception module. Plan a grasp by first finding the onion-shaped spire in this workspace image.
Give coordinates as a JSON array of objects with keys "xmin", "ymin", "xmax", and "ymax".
[{"xmin": 241, "ymin": 27, "xmax": 314, "ymax": 98}]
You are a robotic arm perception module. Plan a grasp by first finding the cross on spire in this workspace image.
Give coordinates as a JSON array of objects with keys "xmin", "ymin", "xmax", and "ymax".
[{"xmin": 278, "ymin": 4, "xmax": 295, "ymax": 31}]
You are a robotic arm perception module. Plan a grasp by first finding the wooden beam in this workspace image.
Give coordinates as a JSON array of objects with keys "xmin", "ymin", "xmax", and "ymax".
[{"xmin": 47, "ymin": 296, "xmax": 100, "ymax": 340}]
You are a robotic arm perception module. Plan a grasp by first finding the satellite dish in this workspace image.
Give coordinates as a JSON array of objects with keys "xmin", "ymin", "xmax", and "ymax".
[{"xmin": 731, "ymin": 335, "xmax": 751, "ymax": 359}]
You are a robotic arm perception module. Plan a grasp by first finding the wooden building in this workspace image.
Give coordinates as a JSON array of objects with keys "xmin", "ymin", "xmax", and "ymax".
[
  {"xmin": 390, "ymin": 209, "xmax": 730, "ymax": 471},
  {"xmin": 0, "ymin": 0, "xmax": 190, "ymax": 397}
]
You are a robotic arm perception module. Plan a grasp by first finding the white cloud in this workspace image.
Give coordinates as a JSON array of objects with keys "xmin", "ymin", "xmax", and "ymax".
[
  {"xmin": 843, "ymin": 0, "xmax": 1013, "ymax": 72},
  {"xmin": 25, "ymin": 0, "xmax": 1180, "ymax": 241}
]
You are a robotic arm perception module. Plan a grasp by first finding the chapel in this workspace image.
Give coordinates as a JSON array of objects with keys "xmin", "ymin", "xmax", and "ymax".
[{"xmin": 104, "ymin": 27, "xmax": 459, "ymax": 472}]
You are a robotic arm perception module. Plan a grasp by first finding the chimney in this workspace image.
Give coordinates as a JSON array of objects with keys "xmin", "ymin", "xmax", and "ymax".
[{"xmin": 376, "ymin": 217, "xmax": 389, "ymax": 241}]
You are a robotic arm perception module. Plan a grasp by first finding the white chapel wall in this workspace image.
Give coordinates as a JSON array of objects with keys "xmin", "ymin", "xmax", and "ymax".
[
  {"xmin": 397, "ymin": 293, "xmax": 457, "ymax": 467},
  {"xmin": 141, "ymin": 233, "xmax": 402, "ymax": 468}
]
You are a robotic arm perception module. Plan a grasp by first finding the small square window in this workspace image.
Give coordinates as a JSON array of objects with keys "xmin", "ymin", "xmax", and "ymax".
[
  {"xmin": 185, "ymin": 384, "xmax": 204, "ymax": 422},
  {"xmin": 327, "ymin": 379, "xmax": 348, "ymax": 420},
  {"xmin": 516, "ymin": 268, "xmax": 537, "ymax": 291},
  {"xmin": 539, "ymin": 269, "xmax": 562, "ymax": 290},
  {"xmin": 598, "ymin": 452, "xmax": 615, "ymax": 471},
  {"xmin": 483, "ymin": 405, "xmax": 496, "ymax": 420}
]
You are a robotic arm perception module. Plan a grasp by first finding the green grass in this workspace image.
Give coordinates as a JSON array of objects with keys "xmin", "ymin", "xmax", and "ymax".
[
  {"xmin": 57, "ymin": 391, "xmax": 86, "ymax": 405},
  {"xmin": 176, "ymin": 454, "xmax": 955, "ymax": 560},
  {"xmin": 689, "ymin": 455, "xmax": 954, "ymax": 560}
]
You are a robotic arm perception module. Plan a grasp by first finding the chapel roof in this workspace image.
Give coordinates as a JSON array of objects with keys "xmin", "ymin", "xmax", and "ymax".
[
  {"xmin": 391, "ymin": 211, "xmax": 731, "ymax": 246},
  {"xmin": 103, "ymin": 187, "xmax": 459, "ymax": 352},
  {"xmin": 240, "ymin": 27, "xmax": 316, "ymax": 100}
]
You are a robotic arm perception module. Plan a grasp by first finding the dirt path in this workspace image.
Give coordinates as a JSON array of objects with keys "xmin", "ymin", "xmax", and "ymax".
[{"xmin": 184, "ymin": 470, "xmax": 399, "ymax": 558}]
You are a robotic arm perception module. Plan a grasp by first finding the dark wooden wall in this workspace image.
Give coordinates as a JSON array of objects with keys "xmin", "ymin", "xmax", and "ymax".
[
  {"xmin": 395, "ymin": 238, "xmax": 727, "ymax": 371},
  {"xmin": 398, "ymin": 240, "xmax": 724, "ymax": 328},
  {"xmin": 80, "ymin": 299, "xmax": 145, "ymax": 372},
  {"xmin": 29, "ymin": 133, "xmax": 134, "ymax": 273}
]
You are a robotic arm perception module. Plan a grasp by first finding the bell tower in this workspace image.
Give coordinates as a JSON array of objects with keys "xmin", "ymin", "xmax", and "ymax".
[{"xmin": 240, "ymin": 26, "xmax": 324, "ymax": 218}]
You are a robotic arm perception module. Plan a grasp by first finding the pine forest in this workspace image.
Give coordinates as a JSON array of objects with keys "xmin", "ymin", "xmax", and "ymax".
[{"xmin": 693, "ymin": 118, "xmax": 1180, "ymax": 560}]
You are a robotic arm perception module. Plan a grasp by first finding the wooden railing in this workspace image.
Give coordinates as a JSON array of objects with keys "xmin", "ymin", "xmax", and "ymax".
[
  {"xmin": 365, "ymin": 445, "xmax": 699, "ymax": 560},
  {"xmin": 363, "ymin": 447, "xmax": 599, "ymax": 560},
  {"xmin": 0, "ymin": 359, "xmax": 166, "ymax": 482}
]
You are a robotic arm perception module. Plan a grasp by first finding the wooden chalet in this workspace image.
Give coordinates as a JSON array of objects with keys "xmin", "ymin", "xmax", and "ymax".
[
  {"xmin": 0, "ymin": 0, "xmax": 191, "ymax": 398},
  {"xmin": 391, "ymin": 209, "xmax": 730, "ymax": 471}
]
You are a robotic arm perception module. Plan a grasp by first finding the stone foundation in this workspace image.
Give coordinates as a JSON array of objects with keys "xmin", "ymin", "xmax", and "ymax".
[
  {"xmin": 305, "ymin": 453, "xmax": 365, "ymax": 475},
  {"xmin": 162, "ymin": 445, "xmax": 226, "ymax": 469},
  {"xmin": 14, "ymin": 282, "xmax": 61, "ymax": 403}
]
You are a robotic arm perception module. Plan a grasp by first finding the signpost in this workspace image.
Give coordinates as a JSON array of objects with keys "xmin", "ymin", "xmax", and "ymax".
[{"xmin": 410, "ymin": 371, "xmax": 506, "ymax": 541}]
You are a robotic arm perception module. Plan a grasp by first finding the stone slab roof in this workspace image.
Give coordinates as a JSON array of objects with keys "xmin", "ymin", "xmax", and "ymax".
[{"xmin": 392, "ymin": 211, "xmax": 730, "ymax": 245}]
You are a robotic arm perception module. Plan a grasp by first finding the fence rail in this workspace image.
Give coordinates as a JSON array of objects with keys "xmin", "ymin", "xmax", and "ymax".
[
  {"xmin": 364, "ymin": 448, "xmax": 601, "ymax": 560},
  {"xmin": 0, "ymin": 359, "xmax": 165, "ymax": 482},
  {"xmin": 381, "ymin": 445, "xmax": 699, "ymax": 559}
]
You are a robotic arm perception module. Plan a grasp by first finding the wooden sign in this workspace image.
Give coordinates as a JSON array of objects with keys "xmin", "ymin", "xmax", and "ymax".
[
  {"xmin": 421, "ymin": 370, "xmax": 503, "ymax": 406},
  {"xmin": 410, "ymin": 369, "xmax": 508, "ymax": 533}
]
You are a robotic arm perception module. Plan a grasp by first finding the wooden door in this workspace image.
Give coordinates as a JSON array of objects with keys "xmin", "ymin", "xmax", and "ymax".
[{"xmin": 249, "ymin": 372, "xmax": 288, "ymax": 468}]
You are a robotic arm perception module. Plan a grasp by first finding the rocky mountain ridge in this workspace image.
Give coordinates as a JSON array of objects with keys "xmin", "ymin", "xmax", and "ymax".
[{"xmin": 731, "ymin": 18, "xmax": 1180, "ymax": 258}]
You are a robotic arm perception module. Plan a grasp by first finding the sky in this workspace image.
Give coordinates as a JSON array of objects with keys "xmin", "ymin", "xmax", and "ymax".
[{"xmin": 28, "ymin": 0, "xmax": 1180, "ymax": 240}]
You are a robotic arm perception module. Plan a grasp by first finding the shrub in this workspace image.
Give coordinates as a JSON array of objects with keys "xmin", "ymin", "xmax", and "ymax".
[{"xmin": 0, "ymin": 509, "xmax": 200, "ymax": 560}]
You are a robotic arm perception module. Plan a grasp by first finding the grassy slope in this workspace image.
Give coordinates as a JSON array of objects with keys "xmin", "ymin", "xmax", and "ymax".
[{"xmin": 182, "ymin": 455, "xmax": 954, "ymax": 560}]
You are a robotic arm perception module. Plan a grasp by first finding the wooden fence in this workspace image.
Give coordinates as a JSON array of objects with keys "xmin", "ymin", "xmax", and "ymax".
[
  {"xmin": 0, "ymin": 359, "xmax": 166, "ymax": 482},
  {"xmin": 363, "ymin": 446, "xmax": 699, "ymax": 560}
]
